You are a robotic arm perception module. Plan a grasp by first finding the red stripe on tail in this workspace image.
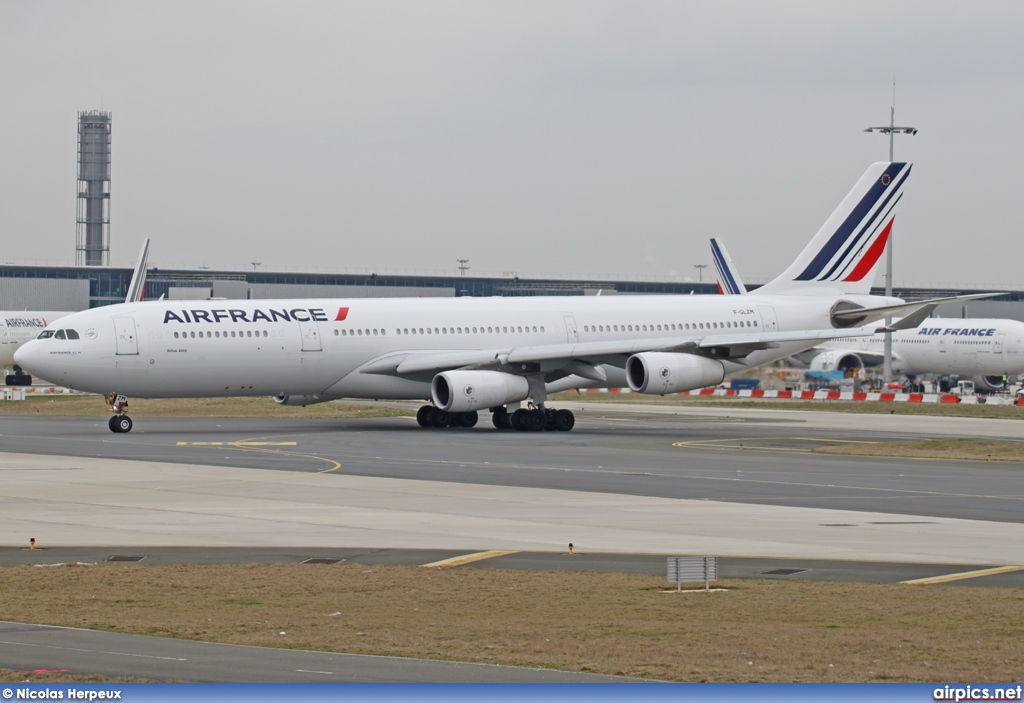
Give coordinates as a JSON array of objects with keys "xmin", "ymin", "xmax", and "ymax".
[{"xmin": 843, "ymin": 218, "xmax": 893, "ymax": 282}]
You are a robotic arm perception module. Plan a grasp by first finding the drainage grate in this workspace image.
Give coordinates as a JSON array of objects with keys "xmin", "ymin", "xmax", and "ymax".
[
  {"xmin": 759, "ymin": 568, "xmax": 808, "ymax": 576},
  {"xmin": 106, "ymin": 555, "xmax": 146, "ymax": 563},
  {"xmin": 301, "ymin": 558, "xmax": 344, "ymax": 565},
  {"xmin": 820, "ymin": 523, "xmax": 856, "ymax": 527}
]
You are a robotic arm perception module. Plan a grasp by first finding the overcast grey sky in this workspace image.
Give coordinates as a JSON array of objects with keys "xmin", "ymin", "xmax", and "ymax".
[{"xmin": 2, "ymin": 1, "xmax": 1022, "ymax": 287}]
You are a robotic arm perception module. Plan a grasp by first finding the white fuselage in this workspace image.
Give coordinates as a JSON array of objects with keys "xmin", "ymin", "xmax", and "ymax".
[
  {"xmin": 13, "ymin": 294, "xmax": 881, "ymax": 400},
  {"xmin": 819, "ymin": 319, "xmax": 1024, "ymax": 376},
  {"xmin": 1, "ymin": 312, "xmax": 71, "ymax": 369}
]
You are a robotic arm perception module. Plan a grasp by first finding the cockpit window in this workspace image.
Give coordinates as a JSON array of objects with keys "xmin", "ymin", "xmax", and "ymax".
[
  {"xmin": 55, "ymin": 330, "xmax": 67, "ymax": 340},
  {"xmin": 65, "ymin": 329, "xmax": 80, "ymax": 340},
  {"xmin": 37, "ymin": 330, "xmax": 55, "ymax": 339}
]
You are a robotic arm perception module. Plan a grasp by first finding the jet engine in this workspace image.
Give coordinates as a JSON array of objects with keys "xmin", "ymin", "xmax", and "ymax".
[
  {"xmin": 973, "ymin": 375, "xmax": 1009, "ymax": 393},
  {"xmin": 273, "ymin": 394, "xmax": 329, "ymax": 407},
  {"xmin": 625, "ymin": 353, "xmax": 725, "ymax": 395},
  {"xmin": 431, "ymin": 370, "xmax": 530, "ymax": 412},
  {"xmin": 808, "ymin": 350, "xmax": 865, "ymax": 374}
]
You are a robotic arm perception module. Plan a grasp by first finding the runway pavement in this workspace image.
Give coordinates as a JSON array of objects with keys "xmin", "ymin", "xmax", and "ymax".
[
  {"xmin": 1, "ymin": 406, "xmax": 1022, "ymax": 563},
  {"xmin": 0, "ymin": 621, "xmax": 628, "ymax": 682}
]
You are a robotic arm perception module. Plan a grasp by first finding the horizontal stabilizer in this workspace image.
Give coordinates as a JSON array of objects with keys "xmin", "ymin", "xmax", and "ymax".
[{"xmin": 832, "ymin": 293, "xmax": 1003, "ymax": 325}]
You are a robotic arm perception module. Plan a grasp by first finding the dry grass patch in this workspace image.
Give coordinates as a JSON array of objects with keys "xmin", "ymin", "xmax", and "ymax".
[
  {"xmin": 551, "ymin": 392, "xmax": 1024, "ymax": 419},
  {"xmin": 0, "ymin": 668, "xmax": 149, "ymax": 683},
  {"xmin": 0, "ymin": 396, "xmax": 411, "ymax": 420},
  {"xmin": 1, "ymin": 563, "xmax": 1022, "ymax": 682},
  {"xmin": 814, "ymin": 439, "xmax": 1024, "ymax": 462}
]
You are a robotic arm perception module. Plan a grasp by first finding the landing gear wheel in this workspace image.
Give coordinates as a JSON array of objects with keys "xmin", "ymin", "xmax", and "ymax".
[
  {"xmin": 109, "ymin": 415, "xmax": 133, "ymax": 433},
  {"xmin": 459, "ymin": 411, "xmax": 479, "ymax": 428},
  {"xmin": 431, "ymin": 409, "xmax": 451, "ymax": 428},
  {"xmin": 511, "ymin": 408, "xmax": 529, "ymax": 431},
  {"xmin": 524, "ymin": 410, "xmax": 546, "ymax": 432},
  {"xmin": 492, "ymin": 409, "xmax": 513, "ymax": 430},
  {"xmin": 552, "ymin": 409, "xmax": 575, "ymax": 431},
  {"xmin": 416, "ymin": 405, "xmax": 433, "ymax": 428}
]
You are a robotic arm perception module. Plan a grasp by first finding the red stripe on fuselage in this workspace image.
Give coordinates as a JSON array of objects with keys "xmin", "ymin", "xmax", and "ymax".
[
  {"xmin": 335, "ymin": 307, "xmax": 350, "ymax": 321},
  {"xmin": 843, "ymin": 218, "xmax": 893, "ymax": 282}
]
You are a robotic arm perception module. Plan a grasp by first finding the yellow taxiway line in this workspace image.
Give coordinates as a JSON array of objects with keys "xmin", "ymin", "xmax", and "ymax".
[
  {"xmin": 421, "ymin": 550, "xmax": 520, "ymax": 568},
  {"xmin": 901, "ymin": 565, "xmax": 1024, "ymax": 585}
]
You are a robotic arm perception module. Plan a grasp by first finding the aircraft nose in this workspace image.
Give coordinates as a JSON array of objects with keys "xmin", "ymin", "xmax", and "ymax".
[{"xmin": 13, "ymin": 341, "xmax": 43, "ymax": 374}]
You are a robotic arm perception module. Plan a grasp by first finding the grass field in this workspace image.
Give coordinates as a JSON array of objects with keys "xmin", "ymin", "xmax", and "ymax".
[
  {"xmin": 0, "ymin": 395, "xmax": 411, "ymax": 419},
  {"xmin": 1, "ymin": 563, "xmax": 1022, "ymax": 683},
  {"xmin": 551, "ymin": 392, "xmax": 1024, "ymax": 419},
  {"xmin": 814, "ymin": 438, "xmax": 1024, "ymax": 462}
]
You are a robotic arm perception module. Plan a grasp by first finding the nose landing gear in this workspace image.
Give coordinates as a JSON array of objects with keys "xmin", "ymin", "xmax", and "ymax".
[{"xmin": 105, "ymin": 392, "xmax": 133, "ymax": 433}]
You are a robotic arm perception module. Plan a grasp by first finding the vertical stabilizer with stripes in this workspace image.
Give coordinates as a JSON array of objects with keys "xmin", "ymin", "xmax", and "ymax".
[
  {"xmin": 757, "ymin": 162, "xmax": 911, "ymax": 296},
  {"xmin": 711, "ymin": 237, "xmax": 747, "ymax": 295}
]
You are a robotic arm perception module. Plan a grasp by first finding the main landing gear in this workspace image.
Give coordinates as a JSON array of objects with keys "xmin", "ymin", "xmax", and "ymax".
[
  {"xmin": 105, "ymin": 392, "xmax": 133, "ymax": 433},
  {"xmin": 491, "ymin": 406, "xmax": 575, "ymax": 432},
  {"xmin": 415, "ymin": 404, "xmax": 575, "ymax": 431},
  {"xmin": 495, "ymin": 405, "xmax": 577, "ymax": 431},
  {"xmin": 416, "ymin": 405, "xmax": 479, "ymax": 429}
]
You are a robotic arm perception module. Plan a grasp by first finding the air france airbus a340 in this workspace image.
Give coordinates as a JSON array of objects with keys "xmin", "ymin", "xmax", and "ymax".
[{"xmin": 14, "ymin": 162, "xmax": 990, "ymax": 433}]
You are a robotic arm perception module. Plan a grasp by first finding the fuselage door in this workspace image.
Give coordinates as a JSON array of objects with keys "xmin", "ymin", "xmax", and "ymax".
[
  {"xmin": 757, "ymin": 306, "xmax": 779, "ymax": 333},
  {"xmin": 994, "ymin": 334, "xmax": 1005, "ymax": 354},
  {"xmin": 939, "ymin": 335, "xmax": 947, "ymax": 353},
  {"xmin": 113, "ymin": 317, "xmax": 139, "ymax": 355},
  {"xmin": 563, "ymin": 316, "xmax": 579, "ymax": 343},
  {"xmin": 299, "ymin": 319, "xmax": 322, "ymax": 352}
]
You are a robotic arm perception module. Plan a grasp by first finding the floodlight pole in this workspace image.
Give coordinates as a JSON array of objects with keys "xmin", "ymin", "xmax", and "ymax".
[
  {"xmin": 864, "ymin": 84, "xmax": 917, "ymax": 384},
  {"xmin": 693, "ymin": 264, "xmax": 707, "ymax": 282}
]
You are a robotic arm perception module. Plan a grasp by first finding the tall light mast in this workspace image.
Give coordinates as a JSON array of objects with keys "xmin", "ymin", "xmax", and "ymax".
[{"xmin": 864, "ymin": 83, "xmax": 917, "ymax": 383}]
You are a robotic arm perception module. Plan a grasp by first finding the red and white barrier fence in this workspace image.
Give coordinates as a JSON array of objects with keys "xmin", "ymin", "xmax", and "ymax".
[{"xmin": 581, "ymin": 387, "xmax": 1024, "ymax": 406}]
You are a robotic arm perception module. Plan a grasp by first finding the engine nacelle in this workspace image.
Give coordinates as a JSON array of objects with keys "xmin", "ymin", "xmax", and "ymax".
[
  {"xmin": 273, "ymin": 394, "xmax": 329, "ymax": 407},
  {"xmin": 808, "ymin": 350, "xmax": 865, "ymax": 374},
  {"xmin": 431, "ymin": 370, "xmax": 530, "ymax": 412},
  {"xmin": 973, "ymin": 375, "xmax": 1008, "ymax": 393},
  {"xmin": 625, "ymin": 353, "xmax": 724, "ymax": 395}
]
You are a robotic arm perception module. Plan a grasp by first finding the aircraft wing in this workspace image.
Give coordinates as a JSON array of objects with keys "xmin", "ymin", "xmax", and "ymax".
[{"xmin": 359, "ymin": 326, "xmax": 884, "ymax": 378}]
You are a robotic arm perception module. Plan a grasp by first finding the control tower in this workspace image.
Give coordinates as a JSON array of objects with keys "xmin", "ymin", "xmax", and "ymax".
[{"xmin": 75, "ymin": 111, "xmax": 111, "ymax": 266}]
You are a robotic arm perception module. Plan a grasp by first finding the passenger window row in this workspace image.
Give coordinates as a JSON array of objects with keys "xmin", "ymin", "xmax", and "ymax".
[
  {"xmin": 582, "ymin": 320, "xmax": 758, "ymax": 333},
  {"xmin": 172, "ymin": 330, "xmax": 270, "ymax": 339},
  {"xmin": 331, "ymin": 326, "xmax": 547, "ymax": 337}
]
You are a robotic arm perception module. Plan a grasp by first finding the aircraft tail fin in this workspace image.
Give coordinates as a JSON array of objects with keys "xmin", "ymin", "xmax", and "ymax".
[
  {"xmin": 757, "ymin": 162, "xmax": 911, "ymax": 296},
  {"xmin": 711, "ymin": 237, "xmax": 747, "ymax": 295},
  {"xmin": 125, "ymin": 238, "xmax": 151, "ymax": 303}
]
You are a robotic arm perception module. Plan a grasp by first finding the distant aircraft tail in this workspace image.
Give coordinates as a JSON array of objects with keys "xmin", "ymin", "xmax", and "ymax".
[
  {"xmin": 757, "ymin": 162, "xmax": 911, "ymax": 296},
  {"xmin": 125, "ymin": 238, "xmax": 150, "ymax": 303},
  {"xmin": 711, "ymin": 237, "xmax": 747, "ymax": 295}
]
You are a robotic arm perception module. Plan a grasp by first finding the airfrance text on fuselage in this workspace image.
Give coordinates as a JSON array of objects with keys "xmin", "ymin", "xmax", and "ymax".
[
  {"xmin": 5, "ymin": 317, "xmax": 47, "ymax": 328},
  {"xmin": 917, "ymin": 327, "xmax": 998, "ymax": 337},
  {"xmin": 162, "ymin": 308, "xmax": 347, "ymax": 324}
]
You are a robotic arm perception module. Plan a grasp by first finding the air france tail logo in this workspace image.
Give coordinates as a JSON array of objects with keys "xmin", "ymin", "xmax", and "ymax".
[
  {"xmin": 163, "ymin": 307, "xmax": 344, "ymax": 324},
  {"xmin": 795, "ymin": 163, "xmax": 910, "ymax": 283}
]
